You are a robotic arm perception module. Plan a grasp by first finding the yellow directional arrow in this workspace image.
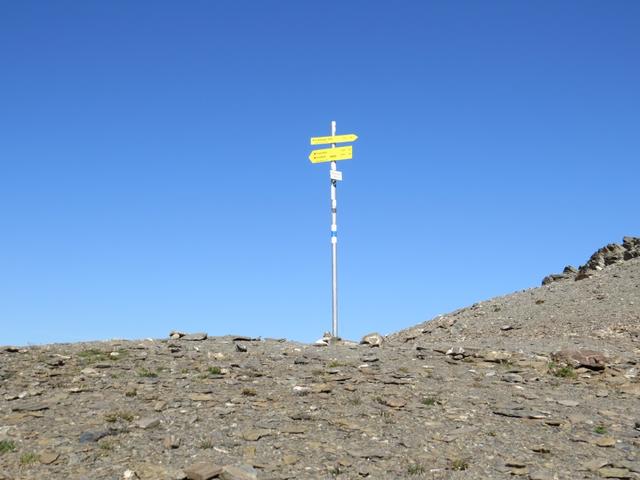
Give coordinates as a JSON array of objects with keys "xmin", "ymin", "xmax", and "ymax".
[
  {"xmin": 310, "ymin": 134, "xmax": 358, "ymax": 145},
  {"xmin": 309, "ymin": 146, "xmax": 353, "ymax": 164}
]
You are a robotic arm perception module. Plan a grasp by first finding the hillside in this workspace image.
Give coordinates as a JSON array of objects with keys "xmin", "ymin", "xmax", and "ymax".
[{"xmin": 1, "ymin": 239, "xmax": 639, "ymax": 479}]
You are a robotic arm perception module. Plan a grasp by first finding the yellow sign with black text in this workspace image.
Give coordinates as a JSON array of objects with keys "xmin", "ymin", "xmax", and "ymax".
[
  {"xmin": 310, "ymin": 134, "xmax": 358, "ymax": 145},
  {"xmin": 308, "ymin": 146, "xmax": 353, "ymax": 163}
]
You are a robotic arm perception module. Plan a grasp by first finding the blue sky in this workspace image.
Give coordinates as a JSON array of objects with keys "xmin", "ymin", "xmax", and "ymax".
[{"xmin": 1, "ymin": 1, "xmax": 638, "ymax": 346}]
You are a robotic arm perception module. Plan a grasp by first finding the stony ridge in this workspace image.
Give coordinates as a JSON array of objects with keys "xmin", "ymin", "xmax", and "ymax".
[
  {"xmin": 542, "ymin": 236, "xmax": 640, "ymax": 285},
  {"xmin": 1, "ymin": 243, "xmax": 639, "ymax": 479}
]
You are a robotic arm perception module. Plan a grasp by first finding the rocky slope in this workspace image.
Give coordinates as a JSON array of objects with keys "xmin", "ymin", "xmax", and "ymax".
[
  {"xmin": 542, "ymin": 236, "xmax": 640, "ymax": 285},
  {"xmin": 1, "ymin": 240, "xmax": 639, "ymax": 480}
]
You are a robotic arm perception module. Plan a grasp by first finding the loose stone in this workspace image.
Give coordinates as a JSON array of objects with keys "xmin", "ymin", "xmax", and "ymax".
[
  {"xmin": 598, "ymin": 467, "xmax": 632, "ymax": 479},
  {"xmin": 164, "ymin": 434, "xmax": 181, "ymax": 449},
  {"xmin": 39, "ymin": 451, "xmax": 59, "ymax": 464},
  {"xmin": 557, "ymin": 399, "xmax": 580, "ymax": 407},
  {"xmin": 380, "ymin": 397, "xmax": 407, "ymax": 408},
  {"xmin": 136, "ymin": 416, "xmax": 160, "ymax": 429},
  {"xmin": 182, "ymin": 333, "xmax": 208, "ymax": 341},
  {"xmin": 595, "ymin": 436, "xmax": 617, "ymax": 447},
  {"xmin": 360, "ymin": 332, "xmax": 384, "ymax": 347},
  {"xmin": 79, "ymin": 430, "xmax": 110, "ymax": 443},
  {"xmin": 502, "ymin": 373, "xmax": 524, "ymax": 383},
  {"xmin": 242, "ymin": 428, "xmax": 272, "ymax": 441},
  {"xmin": 221, "ymin": 464, "xmax": 258, "ymax": 480},
  {"xmin": 183, "ymin": 462, "xmax": 223, "ymax": 480}
]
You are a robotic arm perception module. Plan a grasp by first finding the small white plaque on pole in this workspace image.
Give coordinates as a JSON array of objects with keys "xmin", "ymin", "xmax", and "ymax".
[{"xmin": 330, "ymin": 170, "xmax": 343, "ymax": 181}]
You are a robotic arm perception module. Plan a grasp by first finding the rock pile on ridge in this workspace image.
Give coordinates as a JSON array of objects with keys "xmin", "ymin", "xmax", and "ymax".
[
  {"xmin": 542, "ymin": 236, "xmax": 640, "ymax": 285},
  {"xmin": 1, "ymin": 238, "xmax": 639, "ymax": 479}
]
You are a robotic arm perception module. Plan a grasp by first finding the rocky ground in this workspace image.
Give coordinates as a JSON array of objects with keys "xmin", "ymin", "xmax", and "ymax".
[{"xmin": 1, "ymin": 240, "xmax": 639, "ymax": 480}]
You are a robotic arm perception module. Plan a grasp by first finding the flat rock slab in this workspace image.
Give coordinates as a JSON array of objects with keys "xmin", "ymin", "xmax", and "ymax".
[
  {"xmin": 595, "ymin": 436, "xmax": 617, "ymax": 447},
  {"xmin": 552, "ymin": 349, "xmax": 608, "ymax": 370},
  {"xmin": 190, "ymin": 393, "xmax": 216, "ymax": 401},
  {"xmin": 585, "ymin": 459, "xmax": 612, "ymax": 472},
  {"xmin": 557, "ymin": 399, "xmax": 580, "ymax": 407},
  {"xmin": 11, "ymin": 402, "xmax": 49, "ymax": 412},
  {"xmin": 79, "ymin": 429, "xmax": 111, "ymax": 443},
  {"xmin": 529, "ymin": 470, "xmax": 554, "ymax": 480},
  {"xmin": 598, "ymin": 467, "xmax": 632, "ymax": 479},
  {"xmin": 279, "ymin": 425, "xmax": 306, "ymax": 434},
  {"xmin": 619, "ymin": 461, "xmax": 640, "ymax": 474},
  {"xmin": 136, "ymin": 416, "xmax": 160, "ymax": 429},
  {"xmin": 380, "ymin": 397, "xmax": 407, "ymax": 408},
  {"xmin": 182, "ymin": 332, "xmax": 208, "ymax": 341},
  {"xmin": 241, "ymin": 428, "xmax": 272, "ymax": 441},
  {"xmin": 221, "ymin": 464, "xmax": 258, "ymax": 480},
  {"xmin": 39, "ymin": 451, "xmax": 59, "ymax": 464},
  {"xmin": 184, "ymin": 462, "xmax": 223, "ymax": 480},
  {"xmin": 493, "ymin": 409, "xmax": 548, "ymax": 419}
]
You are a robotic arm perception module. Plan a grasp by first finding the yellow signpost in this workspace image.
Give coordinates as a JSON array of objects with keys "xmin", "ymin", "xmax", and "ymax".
[
  {"xmin": 308, "ymin": 145, "xmax": 353, "ymax": 163},
  {"xmin": 308, "ymin": 122, "xmax": 358, "ymax": 339},
  {"xmin": 310, "ymin": 134, "xmax": 358, "ymax": 145}
]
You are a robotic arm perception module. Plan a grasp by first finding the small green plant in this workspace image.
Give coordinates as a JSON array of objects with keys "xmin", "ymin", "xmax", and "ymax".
[
  {"xmin": 378, "ymin": 409, "xmax": 393, "ymax": 421},
  {"xmin": 20, "ymin": 452, "xmax": 39, "ymax": 465},
  {"xmin": 207, "ymin": 366, "xmax": 222, "ymax": 375},
  {"xmin": 594, "ymin": 425, "xmax": 607, "ymax": 435},
  {"xmin": 328, "ymin": 465, "xmax": 341, "ymax": 476},
  {"xmin": 548, "ymin": 362, "xmax": 577, "ymax": 379},
  {"xmin": 78, "ymin": 348, "xmax": 103, "ymax": 358},
  {"xmin": 407, "ymin": 463, "xmax": 426, "ymax": 475},
  {"xmin": 120, "ymin": 411, "xmax": 134, "ymax": 422},
  {"xmin": 421, "ymin": 397, "xmax": 436, "ymax": 406},
  {"xmin": 451, "ymin": 458, "xmax": 469, "ymax": 471},
  {"xmin": 199, "ymin": 439, "xmax": 214, "ymax": 449},
  {"xmin": 78, "ymin": 348, "xmax": 108, "ymax": 363},
  {"xmin": 327, "ymin": 360, "xmax": 344, "ymax": 368},
  {"xmin": 125, "ymin": 389, "xmax": 137, "ymax": 397},
  {"xmin": 555, "ymin": 366, "xmax": 576, "ymax": 378},
  {"xmin": 0, "ymin": 440, "xmax": 16, "ymax": 454},
  {"xmin": 105, "ymin": 411, "xmax": 134, "ymax": 423},
  {"xmin": 242, "ymin": 387, "xmax": 257, "ymax": 396},
  {"xmin": 99, "ymin": 439, "xmax": 116, "ymax": 451},
  {"xmin": 138, "ymin": 368, "xmax": 158, "ymax": 378},
  {"xmin": 348, "ymin": 396, "xmax": 362, "ymax": 406}
]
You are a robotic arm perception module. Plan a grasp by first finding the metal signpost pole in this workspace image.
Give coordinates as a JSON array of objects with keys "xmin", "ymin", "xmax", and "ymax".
[
  {"xmin": 330, "ymin": 121, "xmax": 338, "ymax": 338},
  {"xmin": 308, "ymin": 125, "xmax": 356, "ymax": 340}
]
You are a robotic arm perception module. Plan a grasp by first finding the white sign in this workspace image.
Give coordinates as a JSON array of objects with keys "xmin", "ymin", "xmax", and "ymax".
[{"xmin": 330, "ymin": 170, "xmax": 343, "ymax": 181}]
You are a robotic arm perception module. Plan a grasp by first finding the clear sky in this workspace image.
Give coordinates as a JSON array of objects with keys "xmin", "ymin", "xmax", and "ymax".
[{"xmin": 1, "ymin": 1, "xmax": 638, "ymax": 346}]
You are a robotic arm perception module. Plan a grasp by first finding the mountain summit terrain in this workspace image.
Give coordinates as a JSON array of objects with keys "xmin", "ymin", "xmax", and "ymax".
[{"xmin": 1, "ymin": 238, "xmax": 639, "ymax": 479}]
